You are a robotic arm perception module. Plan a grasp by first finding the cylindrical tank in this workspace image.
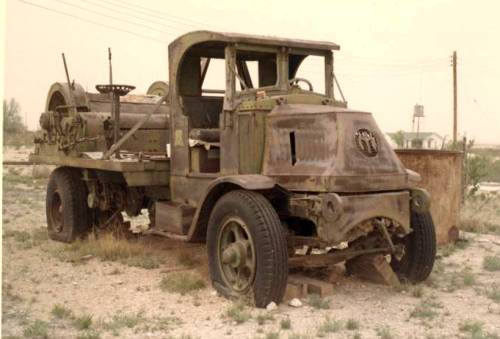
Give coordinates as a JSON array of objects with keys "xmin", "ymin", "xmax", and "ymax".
[
  {"xmin": 395, "ymin": 149, "xmax": 463, "ymax": 244},
  {"xmin": 40, "ymin": 82, "xmax": 170, "ymax": 154},
  {"xmin": 45, "ymin": 82, "xmax": 169, "ymax": 115}
]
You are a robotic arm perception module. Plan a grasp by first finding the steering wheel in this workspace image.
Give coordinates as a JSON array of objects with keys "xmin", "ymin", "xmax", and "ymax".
[{"xmin": 289, "ymin": 77, "xmax": 314, "ymax": 92}]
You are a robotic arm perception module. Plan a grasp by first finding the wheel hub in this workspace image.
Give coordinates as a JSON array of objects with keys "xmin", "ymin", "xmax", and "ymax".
[
  {"xmin": 218, "ymin": 217, "xmax": 256, "ymax": 292},
  {"xmin": 222, "ymin": 241, "xmax": 249, "ymax": 268}
]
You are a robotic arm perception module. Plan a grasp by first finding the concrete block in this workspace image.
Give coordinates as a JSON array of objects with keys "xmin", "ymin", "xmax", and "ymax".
[
  {"xmin": 284, "ymin": 281, "xmax": 303, "ymax": 301},
  {"xmin": 288, "ymin": 274, "xmax": 334, "ymax": 298}
]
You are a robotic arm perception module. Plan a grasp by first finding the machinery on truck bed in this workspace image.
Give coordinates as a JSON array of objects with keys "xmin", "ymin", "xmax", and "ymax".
[{"xmin": 31, "ymin": 31, "xmax": 436, "ymax": 307}]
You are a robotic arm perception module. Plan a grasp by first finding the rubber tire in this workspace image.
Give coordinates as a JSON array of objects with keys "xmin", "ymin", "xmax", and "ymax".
[
  {"xmin": 207, "ymin": 190, "xmax": 288, "ymax": 308},
  {"xmin": 46, "ymin": 167, "xmax": 91, "ymax": 243},
  {"xmin": 391, "ymin": 211, "xmax": 436, "ymax": 283}
]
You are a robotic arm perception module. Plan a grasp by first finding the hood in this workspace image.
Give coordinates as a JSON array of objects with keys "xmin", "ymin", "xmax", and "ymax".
[{"xmin": 262, "ymin": 104, "xmax": 410, "ymax": 193}]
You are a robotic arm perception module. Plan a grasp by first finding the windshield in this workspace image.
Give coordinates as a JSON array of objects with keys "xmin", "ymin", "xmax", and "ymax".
[{"xmin": 235, "ymin": 50, "xmax": 278, "ymax": 92}]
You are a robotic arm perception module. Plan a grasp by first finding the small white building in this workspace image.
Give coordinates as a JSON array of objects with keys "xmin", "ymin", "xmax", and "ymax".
[{"xmin": 388, "ymin": 132, "xmax": 444, "ymax": 149}]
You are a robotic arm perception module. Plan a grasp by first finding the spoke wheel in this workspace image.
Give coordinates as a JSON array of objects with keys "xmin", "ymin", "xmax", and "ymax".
[
  {"xmin": 207, "ymin": 190, "xmax": 288, "ymax": 308},
  {"xmin": 218, "ymin": 217, "xmax": 256, "ymax": 293}
]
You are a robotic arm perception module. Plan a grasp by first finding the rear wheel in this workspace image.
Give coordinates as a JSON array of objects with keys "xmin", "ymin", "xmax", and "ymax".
[
  {"xmin": 391, "ymin": 211, "xmax": 436, "ymax": 282},
  {"xmin": 46, "ymin": 167, "xmax": 91, "ymax": 243},
  {"xmin": 207, "ymin": 190, "xmax": 288, "ymax": 308}
]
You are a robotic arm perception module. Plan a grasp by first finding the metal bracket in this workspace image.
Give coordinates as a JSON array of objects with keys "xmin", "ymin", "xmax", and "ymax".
[{"xmin": 374, "ymin": 219, "xmax": 395, "ymax": 253}]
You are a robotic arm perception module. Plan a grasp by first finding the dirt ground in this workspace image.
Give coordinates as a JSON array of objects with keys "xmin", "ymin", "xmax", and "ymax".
[{"xmin": 2, "ymin": 146, "xmax": 500, "ymax": 339}]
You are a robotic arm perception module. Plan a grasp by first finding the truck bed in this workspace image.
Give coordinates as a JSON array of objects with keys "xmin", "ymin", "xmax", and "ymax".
[{"xmin": 30, "ymin": 152, "xmax": 170, "ymax": 186}]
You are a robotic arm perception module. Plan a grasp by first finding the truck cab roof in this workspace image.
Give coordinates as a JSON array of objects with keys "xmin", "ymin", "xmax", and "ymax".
[{"xmin": 169, "ymin": 30, "xmax": 340, "ymax": 53}]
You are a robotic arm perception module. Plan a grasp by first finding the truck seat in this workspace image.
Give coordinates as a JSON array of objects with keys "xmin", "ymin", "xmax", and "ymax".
[{"xmin": 182, "ymin": 96, "xmax": 222, "ymax": 129}]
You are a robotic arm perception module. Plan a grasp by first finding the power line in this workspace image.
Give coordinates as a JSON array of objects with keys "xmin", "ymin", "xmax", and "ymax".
[
  {"xmin": 18, "ymin": 0, "xmax": 167, "ymax": 43},
  {"xmin": 336, "ymin": 56, "xmax": 448, "ymax": 69},
  {"xmin": 51, "ymin": 0, "xmax": 177, "ymax": 37},
  {"xmin": 80, "ymin": 0, "xmax": 191, "ymax": 34},
  {"xmin": 102, "ymin": 0, "xmax": 224, "ymax": 30},
  {"xmin": 340, "ymin": 52, "xmax": 448, "ymax": 65}
]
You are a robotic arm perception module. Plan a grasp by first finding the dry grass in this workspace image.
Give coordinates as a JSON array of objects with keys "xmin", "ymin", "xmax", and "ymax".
[
  {"xmin": 51, "ymin": 304, "xmax": 73, "ymax": 319},
  {"xmin": 225, "ymin": 302, "xmax": 252, "ymax": 325},
  {"xmin": 280, "ymin": 317, "xmax": 291, "ymax": 330},
  {"xmin": 3, "ymin": 229, "xmax": 31, "ymax": 242},
  {"xmin": 100, "ymin": 311, "xmax": 146, "ymax": 335},
  {"xmin": 51, "ymin": 233, "xmax": 164, "ymax": 269},
  {"xmin": 76, "ymin": 330, "xmax": 101, "ymax": 339},
  {"xmin": 159, "ymin": 272, "xmax": 206, "ymax": 295},
  {"xmin": 3, "ymin": 171, "xmax": 35, "ymax": 186},
  {"xmin": 73, "ymin": 314, "xmax": 93, "ymax": 330},
  {"xmin": 256, "ymin": 312, "xmax": 274, "ymax": 325},
  {"xmin": 376, "ymin": 326, "xmax": 394, "ymax": 339},
  {"xmin": 483, "ymin": 255, "xmax": 500, "ymax": 272},
  {"xmin": 3, "ymin": 227, "xmax": 49, "ymax": 250},
  {"xmin": 410, "ymin": 298, "xmax": 443, "ymax": 319},
  {"xmin": 458, "ymin": 320, "xmax": 499, "ymax": 339},
  {"xmin": 317, "ymin": 317, "xmax": 342, "ymax": 336},
  {"xmin": 484, "ymin": 284, "xmax": 500, "ymax": 303},
  {"xmin": 23, "ymin": 319, "xmax": 50, "ymax": 338},
  {"xmin": 307, "ymin": 294, "xmax": 331, "ymax": 310},
  {"xmin": 431, "ymin": 264, "xmax": 479, "ymax": 293},
  {"xmin": 460, "ymin": 194, "xmax": 500, "ymax": 235},
  {"xmin": 346, "ymin": 319, "xmax": 360, "ymax": 330},
  {"xmin": 176, "ymin": 250, "xmax": 201, "ymax": 268}
]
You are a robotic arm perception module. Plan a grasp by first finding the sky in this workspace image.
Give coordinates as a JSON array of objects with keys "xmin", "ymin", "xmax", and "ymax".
[{"xmin": 3, "ymin": 0, "xmax": 500, "ymax": 144}]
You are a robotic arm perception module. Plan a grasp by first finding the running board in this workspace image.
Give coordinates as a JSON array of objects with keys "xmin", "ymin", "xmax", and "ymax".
[{"xmin": 142, "ymin": 228, "xmax": 188, "ymax": 241}]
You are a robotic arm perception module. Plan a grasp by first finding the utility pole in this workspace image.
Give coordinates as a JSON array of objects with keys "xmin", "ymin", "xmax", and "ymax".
[{"xmin": 452, "ymin": 50, "xmax": 458, "ymax": 144}]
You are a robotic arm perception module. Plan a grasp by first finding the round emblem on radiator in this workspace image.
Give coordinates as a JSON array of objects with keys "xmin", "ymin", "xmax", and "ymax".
[{"xmin": 355, "ymin": 128, "xmax": 378, "ymax": 157}]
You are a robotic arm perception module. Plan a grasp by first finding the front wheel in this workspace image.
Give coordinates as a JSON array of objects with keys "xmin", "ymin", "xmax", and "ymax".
[
  {"xmin": 207, "ymin": 190, "xmax": 288, "ymax": 308},
  {"xmin": 391, "ymin": 211, "xmax": 436, "ymax": 282}
]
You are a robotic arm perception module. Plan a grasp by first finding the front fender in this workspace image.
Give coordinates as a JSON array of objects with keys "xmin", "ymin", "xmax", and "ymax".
[
  {"xmin": 208, "ymin": 174, "xmax": 276, "ymax": 191},
  {"xmin": 186, "ymin": 174, "xmax": 276, "ymax": 242}
]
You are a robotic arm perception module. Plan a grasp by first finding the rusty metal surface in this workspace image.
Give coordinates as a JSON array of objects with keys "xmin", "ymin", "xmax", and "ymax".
[
  {"xmin": 102, "ymin": 94, "xmax": 167, "ymax": 160},
  {"xmin": 3, "ymin": 161, "xmax": 33, "ymax": 165},
  {"xmin": 180, "ymin": 174, "xmax": 277, "ymax": 242},
  {"xmin": 46, "ymin": 81, "xmax": 169, "ymax": 115},
  {"xmin": 170, "ymin": 30, "xmax": 340, "ymax": 53},
  {"xmin": 79, "ymin": 112, "xmax": 168, "ymax": 130},
  {"xmin": 155, "ymin": 201, "xmax": 195, "ymax": 234},
  {"xmin": 395, "ymin": 149, "xmax": 463, "ymax": 244},
  {"xmin": 29, "ymin": 153, "xmax": 168, "ymax": 172},
  {"xmin": 263, "ymin": 104, "xmax": 409, "ymax": 193},
  {"xmin": 290, "ymin": 191, "xmax": 410, "ymax": 244},
  {"xmin": 36, "ymin": 80, "xmax": 170, "ymax": 157}
]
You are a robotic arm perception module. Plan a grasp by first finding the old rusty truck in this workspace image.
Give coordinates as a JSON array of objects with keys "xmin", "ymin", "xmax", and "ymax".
[{"xmin": 31, "ymin": 31, "xmax": 436, "ymax": 307}]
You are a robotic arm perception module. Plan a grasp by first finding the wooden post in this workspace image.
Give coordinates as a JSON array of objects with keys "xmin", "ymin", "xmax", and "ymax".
[{"xmin": 453, "ymin": 51, "xmax": 458, "ymax": 144}]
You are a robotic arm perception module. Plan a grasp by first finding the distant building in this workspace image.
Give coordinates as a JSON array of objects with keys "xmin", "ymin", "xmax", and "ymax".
[{"xmin": 387, "ymin": 131, "xmax": 444, "ymax": 149}]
